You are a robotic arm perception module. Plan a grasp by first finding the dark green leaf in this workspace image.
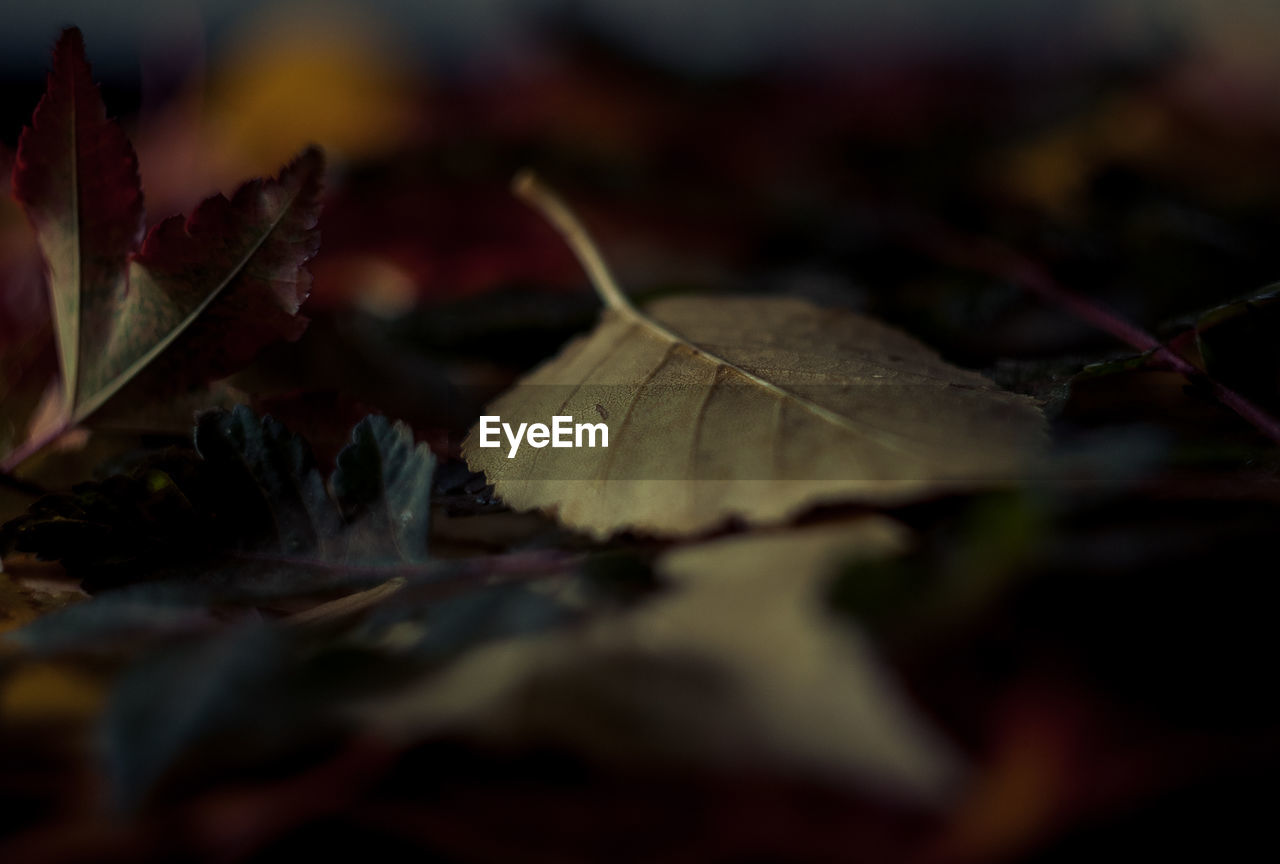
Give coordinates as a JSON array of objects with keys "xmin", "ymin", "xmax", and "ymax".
[
  {"xmin": 195, "ymin": 406, "xmax": 342, "ymax": 558},
  {"xmin": 332, "ymin": 415, "xmax": 435, "ymax": 564},
  {"xmin": 102, "ymin": 621, "xmax": 291, "ymax": 810},
  {"xmin": 1, "ymin": 408, "xmax": 436, "ymax": 590}
]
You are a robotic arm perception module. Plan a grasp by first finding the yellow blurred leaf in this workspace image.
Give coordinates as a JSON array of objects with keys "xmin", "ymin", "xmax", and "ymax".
[
  {"xmin": 205, "ymin": 5, "xmax": 417, "ymax": 174},
  {"xmin": 0, "ymin": 661, "xmax": 104, "ymax": 723},
  {"xmin": 997, "ymin": 95, "xmax": 1169, "ymax": 213},
  {"xmin": 355, "ymin": 517, "xmax": 964, "ymax": 803}
]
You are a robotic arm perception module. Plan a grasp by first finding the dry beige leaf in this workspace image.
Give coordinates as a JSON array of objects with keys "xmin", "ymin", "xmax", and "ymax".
[
  {"xmin": 353, "ymin": 517, "xmax": 964, "ymax": 804},
  {"xmin": 285, "ymin": 577, "xmax": 407, "ymax": 626},
  {"xmin": 638, "ymin": 517, "xmax": 964, "ymax": 800},
  {"xmin": 463, "ymin": 175, "xmax": 1046, "ymax": 538}
]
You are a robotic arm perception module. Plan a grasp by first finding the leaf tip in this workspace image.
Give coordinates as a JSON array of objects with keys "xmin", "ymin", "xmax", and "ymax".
[
  {"xmin": 509, "ymin": 172, "xmax": 636, "ymax": 315},
  {"xmin": 285, "ymin": 145, "xmax": 326, "ymax": 187},
  {"xmin": 511, "ymin": 168, "xmax": 539, "ymax": 199},
  {"xmin": 47, "ymin": 27, "xmax": 92, "ymax": 91},
  {"xmin": 54, "ymin": 26, "xmax": 86, "ymax": 52}
]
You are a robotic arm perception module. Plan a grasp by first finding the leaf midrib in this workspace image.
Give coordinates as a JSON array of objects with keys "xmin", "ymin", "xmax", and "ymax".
[
  {"xmin": 73, "ymin": 181, "xmax": 305, "ymax": 423},
  {"xmin": 64, "ymin": 55, "xmax": 81, "ymax": 412},
  {"xmin": 614, "ymin": 302, "xmax": 925, "ymax": 459},
  {"xmin": 512, "ymin": 173, "xmax": 927, "ymax": 460}
]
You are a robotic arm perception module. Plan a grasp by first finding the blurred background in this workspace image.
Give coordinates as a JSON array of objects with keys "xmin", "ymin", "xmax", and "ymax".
[
  {"xmin": 6, "ymin": 0, "xmax": 1280, "ymax": 399},
  {"xmin": 7, "ymin": 0, "xmax": 1280, "ymax": 334},
  {"xmin": 5, "ymin": 0, "xmax": 1280, "ymax": 323},
  {"xmin": 5, "ymin": 2, "xmax": 1280, "ymax": 862}
]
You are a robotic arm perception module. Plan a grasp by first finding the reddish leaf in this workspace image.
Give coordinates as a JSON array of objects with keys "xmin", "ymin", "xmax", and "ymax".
[
  {"xmin": 95, "ymin": 148, "xmax": 323, "ymax": 414},
  {"xmin": 11, "ymin": 28, "xmax": 145, "ymax": 413},
  {"xmin": 2, "ymin": 143, "xmax": 48, "ymax": 342},
  {"xmin": 4, "ymin": 28, "xmax": 323, "ymax": 470},
  {"xmin": 1, "ymin": 142, "xmax": 59, "ymax": 460}
]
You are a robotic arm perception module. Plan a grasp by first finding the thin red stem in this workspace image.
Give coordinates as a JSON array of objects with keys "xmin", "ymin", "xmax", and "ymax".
[{"xmin": 918, "ymin": 229, "xmax": 1280, "ymax": 445}]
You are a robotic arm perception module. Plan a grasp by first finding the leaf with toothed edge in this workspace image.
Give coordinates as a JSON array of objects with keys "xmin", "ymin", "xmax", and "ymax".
[
  {"xmin": 462, "ymin": 175, "xmax": 1047, "ymax": 539},
  {"xmin": 1, "ymin": 408, "xmax": 436, "ymax": 589},
  {"xmin": 195, "ymin": 406, "xmax": 344, "ymax": 560},
  {"xmin": 10, "ymin": 27, "xmax": 144, "ymax": 418},
  {"xmin": 332, "ymin": 415, "xmax": 436, "ymax": 565},
  {"xmin": 97, "ymin": 147, "xmax": 324, "ymax": 416},
  {"xmin": 5, "ymin": 28, "xmax": 323, "ymax": 468}
]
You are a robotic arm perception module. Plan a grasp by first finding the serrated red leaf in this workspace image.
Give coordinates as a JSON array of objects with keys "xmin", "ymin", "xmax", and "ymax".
[
  {"xmin": 5, "ymin": 29, "xmax": 323, "ymax": 443},
  {"xmin": 96, "ymin": 148, "xmax": 323, "ymax": 409},
  {"xmin": 3, "ymin": 30, "xmax": 324, "ymax": 471},
  {"xmin": 11, "ymin": 28, "xmax": 145, "ymax": 411},
  {"xmin": 2, "ymin": 143, "xmax": 49, "ymax": 345}
]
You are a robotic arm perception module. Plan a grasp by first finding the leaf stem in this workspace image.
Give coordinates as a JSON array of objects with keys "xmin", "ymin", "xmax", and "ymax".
[
  {"xmin": 509, "ymin": 172, "xmax": 946, "ymax": 458},
  {"xmin": 511, "ymin": 170, "xmax": 638, "ymax": 315},
  {"xmin": 920, "ymin": 228, "xmax": 1280, "ymax": 445}
]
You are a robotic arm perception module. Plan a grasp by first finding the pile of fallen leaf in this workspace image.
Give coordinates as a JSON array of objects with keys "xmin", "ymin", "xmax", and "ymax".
[{"xmin": 3, "ymin": 25, "xmax": 1280, "ymax": 864}]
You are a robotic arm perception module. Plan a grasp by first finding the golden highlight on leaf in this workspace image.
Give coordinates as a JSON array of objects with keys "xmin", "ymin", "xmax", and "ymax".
[
  {"xmin": 354, "ymin": 517, "xmax": 964, "ymax": 803},
  {"xmin": 647, "ymin": 517, "xmax": 963, "ymax": 798},
  {"xmin": 464, "ymin": 177, "xmax": 1048, "ymax": 538}
]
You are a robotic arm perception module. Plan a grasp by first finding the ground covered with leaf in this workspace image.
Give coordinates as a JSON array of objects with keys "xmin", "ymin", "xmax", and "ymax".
[{"xmin": 3, "ymin": 14, "xmax": 1280, "ymax": 864}]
